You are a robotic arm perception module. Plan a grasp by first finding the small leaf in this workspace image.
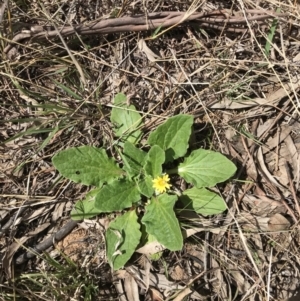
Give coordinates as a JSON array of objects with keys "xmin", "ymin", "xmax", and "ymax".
[
  {"xmin": 147, "ymin": 114, "xmax": 193, "ymax": 162},
  {"xmin": 52, "ymin": 146, "xmax": 124, "ymax": 187},
  {"xmin": 71, "ymin": 188, "xmax": 102, "ymax": 220},
  {"xmin": 111, "ymin": 93, "xmax": 142, "ymax": 144},
  {"xmin": 144, "ymin": 145, "xmax": 165, "ymax": 178},
  {"xmin": 95, "ymin": 179, "xmax": 140, "ymax": 212},
  {"xmin": 123, "ymin": 141, "xmax": 147, "ymax": 177},
  {"xmin": 53, "ymin": 79, "xmax": 82, "ymax": 100},
  {"xmin": 142, "ymin": 194, "xmax": 182, "ymax": 251},
  {"xmin": 264, "ymin": 8, "xmax": 280, "ymax": 57},
  {"xmin": 180, "ymin": 187, "xmax": 226, "ymax": 216},
  {"xmin": 152, "ymin": 25, "xmax": 162, "ymax": 37},
  {"xmin": 138, "ymin": 39, "xmax": 161, "ymax": 62},
  {"xmin": 178, "ymin": 149, "xmax": 236, "ymax": 188},
  {"xmin": 137, "ymin": 175, "xmax": 154, "ymax": 198},
  {"xmin": 106, "ymin": 210, "xmax": 141, "ymax": 270}
]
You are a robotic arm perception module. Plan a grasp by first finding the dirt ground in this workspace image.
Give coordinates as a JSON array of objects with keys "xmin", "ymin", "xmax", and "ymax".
[{"xmin": 1, "ymin": 0, "xmax": 300, "ymax": 300}]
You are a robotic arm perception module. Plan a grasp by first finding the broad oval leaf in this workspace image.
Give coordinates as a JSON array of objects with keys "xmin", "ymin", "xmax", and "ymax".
[
  {"xmin": 137, "ymin": 175, "xmax": 154, "ymax": 198},
  {"xmin": 147, "ymin": 114, "xmax": 193, "ymax": 162},
  {"xmin": 106, "ymin": 210, "xmax": 141, "ymax": 270},
  {"xmin": 144, "ymin": 145, "xmax": 165, "ymax": 178},
  {"xmin": 123, "ymin": 141, "xmax": 147, "ymax": 177},
  {"xmin": 52, "ymin": 146, "xmax": 124, "ymax": 187},
  {"xmin": 179, "ymin": 187, "xmax": 226, "ymax": 216},
  {"xmin": 142, "ymin": 194, "xmax": 182, "ymax": 251},
  {"xmin": 95, "ymin": 179, "xmax": 140, "ymax": 212},
  {"xmin": 111, "ymin": 93, "xmax": 142, "ymax": 144},
  {"xmin": 178, "ymin": 149, "xmax": 236, "ymax": 187},
  {"xmin": 71, "ymin": 188, "xmax": 102, "ymax": 220}
]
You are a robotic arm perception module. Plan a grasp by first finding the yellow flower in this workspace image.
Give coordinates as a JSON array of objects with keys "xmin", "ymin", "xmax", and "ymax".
[{"xmin": 152, "ymin": 174, "xmax": 171, "ymax": 194}]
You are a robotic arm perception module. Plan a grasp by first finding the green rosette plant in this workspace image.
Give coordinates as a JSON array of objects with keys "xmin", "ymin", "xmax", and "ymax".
[{"xmin": 52, "ymin": 93, "xmax": 236, "ymax": 270}]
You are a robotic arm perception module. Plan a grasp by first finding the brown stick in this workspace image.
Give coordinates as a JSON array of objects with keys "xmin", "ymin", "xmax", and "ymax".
[
  {"xmin": 15, "ymin": 219, "xmax": 79, "ymax": 265},
  {"xmin": 4, "ymin": 9, "xmax": 286, "ymax": 55}
]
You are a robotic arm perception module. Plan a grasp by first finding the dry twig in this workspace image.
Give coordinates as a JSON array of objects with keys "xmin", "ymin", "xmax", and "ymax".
[{"xmin": 4, "ymin": 9, "xmax": 286, "ymax": 55}]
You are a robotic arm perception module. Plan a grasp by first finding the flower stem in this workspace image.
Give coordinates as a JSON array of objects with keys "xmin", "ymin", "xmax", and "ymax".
[{"xmin": 166, "ymin": 168, "xmax": 178, "ymax": 175}]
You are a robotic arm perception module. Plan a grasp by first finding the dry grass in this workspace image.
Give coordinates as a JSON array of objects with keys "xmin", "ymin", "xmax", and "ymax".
[{"xmin": 1, "ymin": 0, "xmax": 300, "ymax": 300}]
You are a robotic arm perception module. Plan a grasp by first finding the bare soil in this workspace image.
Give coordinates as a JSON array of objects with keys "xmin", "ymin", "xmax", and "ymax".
[{"xmin": 1, "ymin": 0, "xmax": 300, "ymax": 300}]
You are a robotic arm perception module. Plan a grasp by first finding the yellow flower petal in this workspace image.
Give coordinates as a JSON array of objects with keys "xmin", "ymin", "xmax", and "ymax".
[{"xmin": 152, "ymin": 174, "xmax": 171, "ymax": 194}]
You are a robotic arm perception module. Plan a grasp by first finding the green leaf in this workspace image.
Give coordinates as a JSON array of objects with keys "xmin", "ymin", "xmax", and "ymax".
[
  {"xmin": 147, "ymin": 114, "xmax": 193, "ymax": 162},
  {"xmin": 180, "ymin": 187, "xmax": 226, "ymax": 216},
  {"xmin": 144, "ymin": 145, "xmax": 165, "ymax": 178},
  {"xmin": 106, "ymin": 210, "xmax": 141, "ymax": 270},
  {"xmin": 95, "ymin": 179, "xmax": 140, "ymax": 212},
  {"xmin": 111, "ymin": 93, "xmax": 142, "ymax": 144},
  {"xmin": 123, "ymin": 141, "xmax": 147, "ymax": 177},
  {"xmin": 265, "ymin": 7, "xmax": 280, "ymax": 57},
  {"xmin": 152, "ymin": 25, "xmax": 162, "ymax": 37},
  {"xmin": 178, "ymin": 149, "xmax": 236, "ymax": 188},
  {"xmin": 142, "ymin": 194, "xmax": 182, "ymax": 251},
  {"xmin": 71, "ymin": 188, "xmax": 102, "ymax": 220},
  {"xmin": 52, "ymin": 79, "xmax": 82, "ymax": 100},
  {"xmin": 52, "ymin": 146, "xmax": 124, "ymax": 187},
  {"xmin": 137, "ymin": 175, "xmax": 154, "ymax": 198}
]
